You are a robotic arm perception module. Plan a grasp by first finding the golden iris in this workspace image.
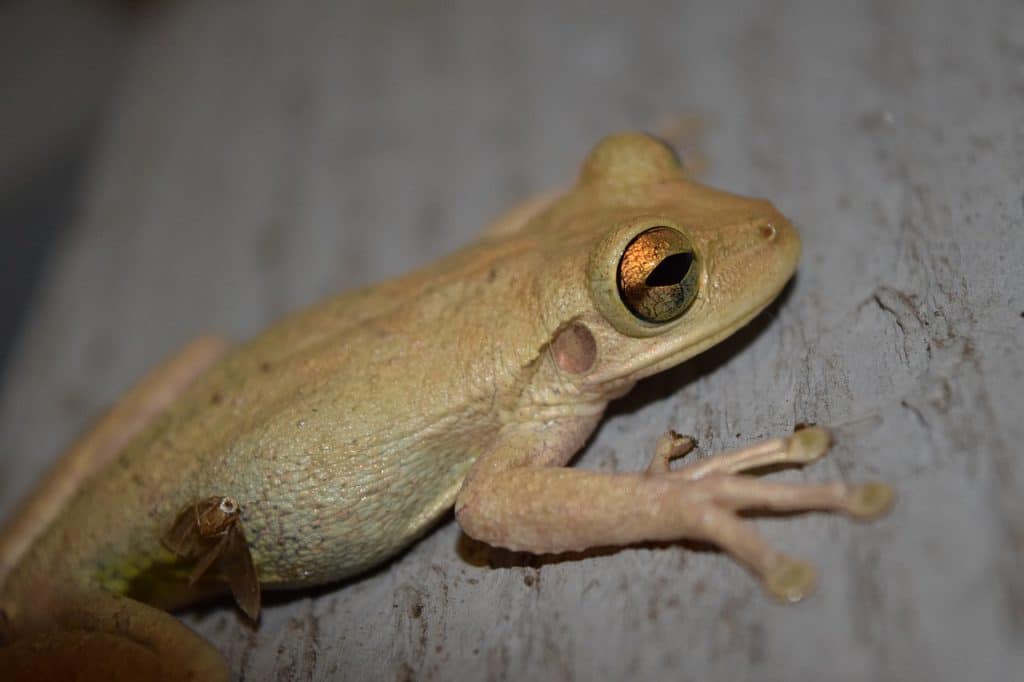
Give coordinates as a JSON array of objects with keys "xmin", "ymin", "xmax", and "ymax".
[{"xmin": 616, "ymin": 227, "xmax": 699, "ymax": 323}]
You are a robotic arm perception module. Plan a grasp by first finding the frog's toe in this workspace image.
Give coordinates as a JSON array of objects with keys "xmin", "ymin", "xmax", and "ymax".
[
  {"xmin": 647, "ymin": 431, "xmax": 697, "ymax": 473},
  {"xmin": 787, "ymin": 426, "xmax": 831, "ymax": 463},
  {"xmin": 660, "ymin": 431, "xmax": 697, "ymax": 458},
  {"xmin": 763, "ymin": 558, "xmax": 818, "ymax": 604},
  {"xmin": 846, "ymin": 482, "xmax": 895, "ymax": 520}
]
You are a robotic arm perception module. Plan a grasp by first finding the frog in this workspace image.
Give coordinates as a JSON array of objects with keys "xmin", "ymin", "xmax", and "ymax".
[{"xmin": 0, "ymin": 133, "xmax": 893, "ymax": 680}]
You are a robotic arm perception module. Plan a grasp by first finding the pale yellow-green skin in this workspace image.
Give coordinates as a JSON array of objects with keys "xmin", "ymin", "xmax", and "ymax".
[{"xmin": 0, "ymin": 133, "xmax": 810, "ymax": 677}]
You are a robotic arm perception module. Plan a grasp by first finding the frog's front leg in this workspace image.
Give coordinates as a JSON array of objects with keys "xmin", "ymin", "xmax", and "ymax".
[{"xmin": 455, "ymin": 427, "xmax": 893, "ymax": 602}]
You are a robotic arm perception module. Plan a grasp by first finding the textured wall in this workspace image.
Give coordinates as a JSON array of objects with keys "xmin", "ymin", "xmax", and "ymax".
[{"xmin": 1, "ymin": 1, "xmax": 1022, "ymax": 679}]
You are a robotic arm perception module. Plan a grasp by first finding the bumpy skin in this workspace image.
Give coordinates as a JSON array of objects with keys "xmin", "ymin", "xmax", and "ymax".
[{"xmin": 0, "ymin": 133, "xmax": 889, "ymax": 679}]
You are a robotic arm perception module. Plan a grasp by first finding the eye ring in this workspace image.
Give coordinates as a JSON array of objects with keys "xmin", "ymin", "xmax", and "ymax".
[
  {"xmin": 587, "ymin": 218, "xmax": 702, "ymax": 337},
  {"xmin": 617, "ymin": 227, "xmax": 699, "ymax": 323}
]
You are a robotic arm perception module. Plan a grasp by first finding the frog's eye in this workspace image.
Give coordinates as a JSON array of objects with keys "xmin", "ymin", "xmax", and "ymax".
[
  {"xmin": 616, "ymin": 227, "xmax": 699, "ymax": 323},
  {"xmin": 588, "ymin": 219, "xmax": 701, "ymax": 336}
]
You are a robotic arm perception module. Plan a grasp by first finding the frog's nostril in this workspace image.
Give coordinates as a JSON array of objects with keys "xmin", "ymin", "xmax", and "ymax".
[{"xmin": 759, "ymin": 223, "xmax": 777, "ymax": 241}]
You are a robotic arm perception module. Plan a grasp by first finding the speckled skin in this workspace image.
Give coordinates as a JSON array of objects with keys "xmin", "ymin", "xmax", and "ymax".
[{"xmin": 0, "ymin": 134, "xmax": 885, "ymax": 680}]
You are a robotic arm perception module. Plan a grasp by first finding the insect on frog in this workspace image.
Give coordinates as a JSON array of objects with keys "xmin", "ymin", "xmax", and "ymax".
[{"xmin": 0, "ymin": 133, "xmax": 893, "ymax": 680}]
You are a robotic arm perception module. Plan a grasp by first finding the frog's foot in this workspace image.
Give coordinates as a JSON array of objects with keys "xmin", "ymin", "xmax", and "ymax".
[
  {"xmin": 676, "ymin": 466, "xmax": 894, "ymax": 601},
  {"xmin": 646, "ymin": 430, "xmax": 697, "ymax": 474},
  {"xmin": 0, "ymin": 590, "xmax": 228, "ymax": 681},
  {"xmin": 674, "ymin": 426, "xmax": 832, "ymax": 480}
]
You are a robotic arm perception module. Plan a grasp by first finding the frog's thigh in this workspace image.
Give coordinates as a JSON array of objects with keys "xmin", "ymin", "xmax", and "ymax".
[
  {"xmin": 76, "ymin": 335, "xmax": 231, "ymax": 471},
  {"xmin": 0, "ymin": 336, "xmax": 230, "ymax": 579},
  {"xmin": 37, "ymin": 334, "xmax": 228, "ymax": 483},
  {"xmin": 2, "ymin": 591, "xmax": 229, "ymax": 681},
  {"xmin": 477, "ymin": 191, "xmax": 560, "ymax": 239}
]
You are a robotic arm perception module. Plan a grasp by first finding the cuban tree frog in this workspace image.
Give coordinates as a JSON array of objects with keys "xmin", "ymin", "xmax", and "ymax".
[{"xmin": 0, "ymin": 133, "xmax": 893, "ymax": 680}]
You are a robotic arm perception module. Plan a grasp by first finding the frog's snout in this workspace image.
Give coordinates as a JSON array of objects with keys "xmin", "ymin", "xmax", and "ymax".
[
  {"xmin": 737, "ymin": 203, "xmax": 801, "ymax": 288},
  {"xmin": 697, "ymin": 206, "xmax": 801, "ymax": 313}
]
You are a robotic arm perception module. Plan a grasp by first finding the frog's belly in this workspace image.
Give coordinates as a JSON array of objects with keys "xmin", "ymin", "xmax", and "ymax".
[{"xmin": 238, "ymin": 447, "xmax": 476, "ymax": 586}]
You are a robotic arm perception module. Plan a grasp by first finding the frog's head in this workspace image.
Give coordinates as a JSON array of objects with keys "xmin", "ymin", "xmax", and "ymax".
[{"xmin": 533, "ymin": 133, "xmax": 800, "ymax": 398}]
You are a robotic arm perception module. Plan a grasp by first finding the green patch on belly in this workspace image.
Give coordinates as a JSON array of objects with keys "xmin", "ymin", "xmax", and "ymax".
[{"xmin": 90, "ymin": 549, "xmax": 200, "ymax": 607}]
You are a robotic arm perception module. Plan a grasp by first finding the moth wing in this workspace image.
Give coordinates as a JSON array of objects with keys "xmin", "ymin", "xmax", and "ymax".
[
  {"xmin": 220, "ymin": 523, "xmax": 260, "ymax": 620},
  {"xmin": 188, "ymin": 532, "xmax": 230, "ymax": 586},
  {"xmin": 162, "ymin": 503, "xmax": 203, "ymax": 557}
]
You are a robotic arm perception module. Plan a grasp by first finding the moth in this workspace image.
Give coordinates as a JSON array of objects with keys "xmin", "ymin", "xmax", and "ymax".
[{"xmin": 162, "ymin": 496, "xmax": 260, "ymax": 619}]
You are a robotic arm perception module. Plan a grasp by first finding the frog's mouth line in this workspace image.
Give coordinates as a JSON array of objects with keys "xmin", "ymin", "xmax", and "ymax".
[{"xmin": 587, "ymin": 278, "xmax": 791, "ymax": 390}]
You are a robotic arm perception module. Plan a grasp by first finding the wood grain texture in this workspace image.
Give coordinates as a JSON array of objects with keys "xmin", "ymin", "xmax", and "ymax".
[{"xmin": 2, "ymin": 0, "xmax": 1022, "ymax": 679}]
